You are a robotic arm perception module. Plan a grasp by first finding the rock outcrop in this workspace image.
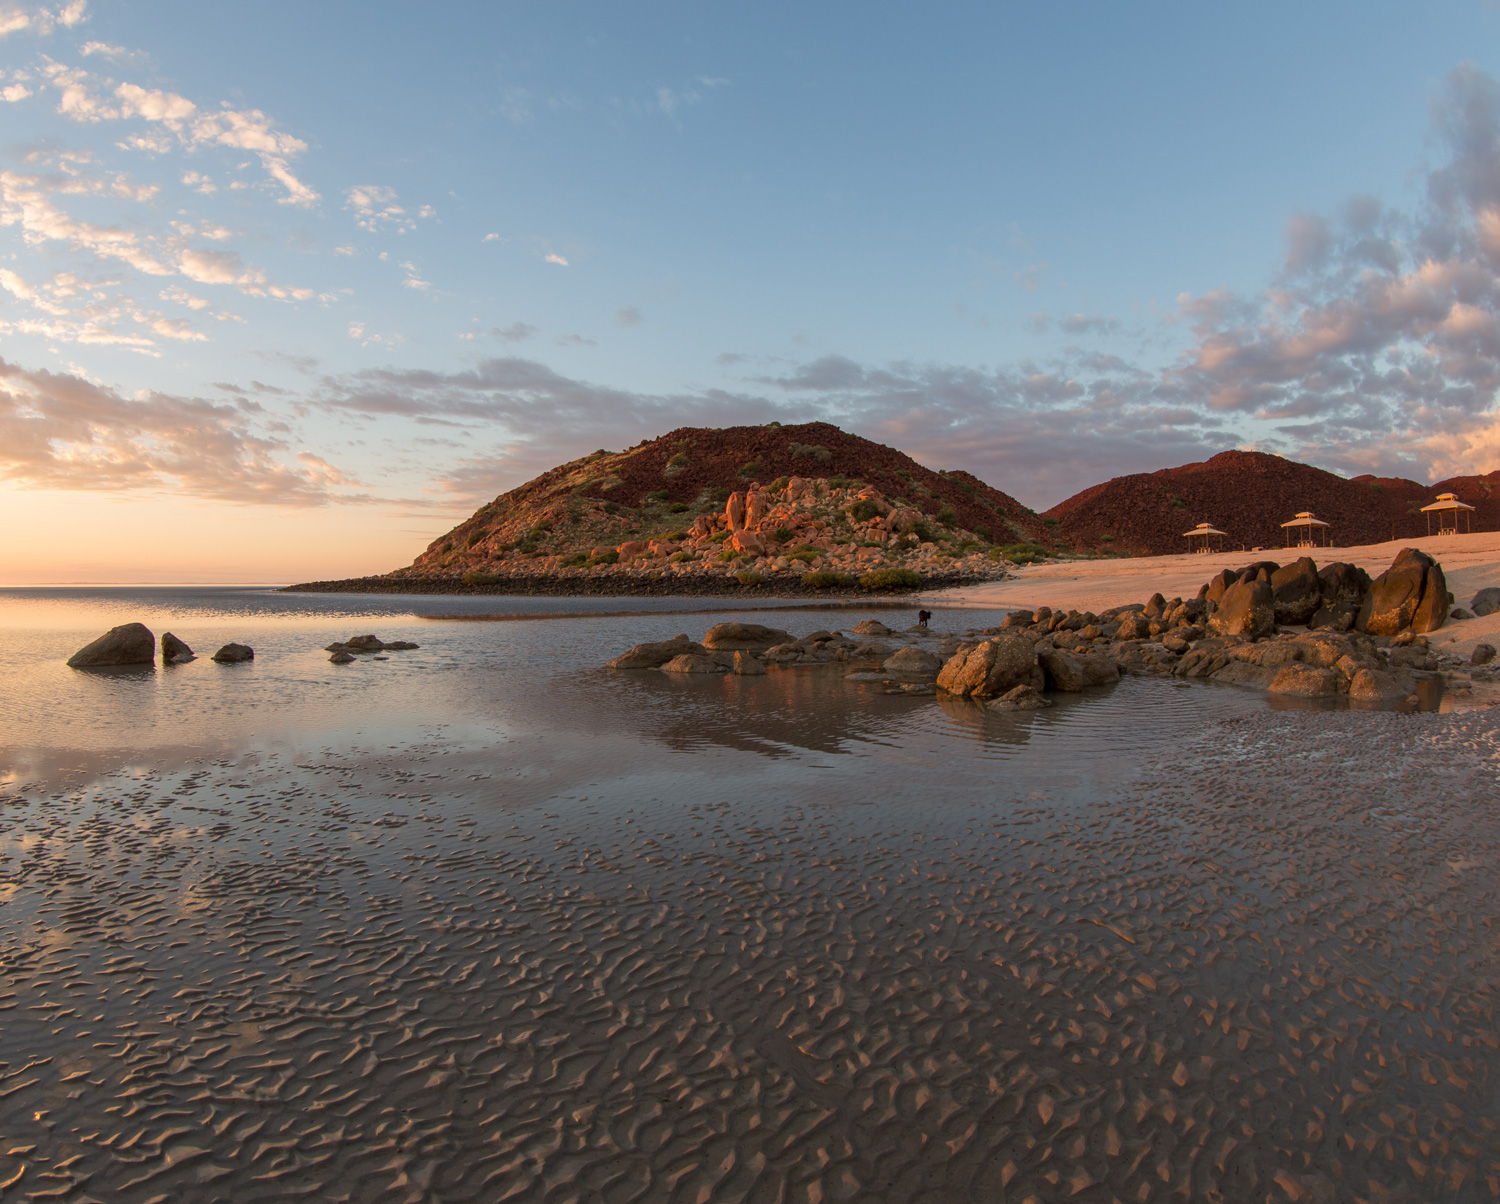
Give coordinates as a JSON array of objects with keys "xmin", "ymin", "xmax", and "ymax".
[
  {"xmin": 67, "ymin": 623, "xmax": 155, "ymax": 668},
  {"xmin": 1208, "ymin": 580, "xmax": 1275, "ymax": 639},
  {"xmin": 161, "ymin": 632, "xmax": 194, "ymax": 663},
  {"xmin": 702, "ymin": 622, "xmax": 794, "ymax": 650},
  {"xmin": 607, "ymin": 634, "xmax": 709, "ymax": 669},
  {"xmin": 935, "ymin": 636, "xmax": 1040, "ymax": 699},
  {"xmin": 212, "ymin": 643, "xmax": 254, "ymax": 664}
]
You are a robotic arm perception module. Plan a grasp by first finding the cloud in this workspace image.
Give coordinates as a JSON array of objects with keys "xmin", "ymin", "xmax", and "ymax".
[
  {"xmin": 554, "ymin": 333, "xmax": 595, "ymax": 347},
  {"xmin": 614, "ymin": 306, "xmax": 642, "ymax": 326},
  {"xmin": 0, "ymin": 354, "xmax": 355, "ymax": 504},
  {"xmin": 544, "ymin": 252, "xmax": 569, "ymax": 266},
  {"xmin": 346, "ymin": 184, "xmax": 419, "ymax": 233},
  {"xmin": 488, "ymin": 321, "xmax": 536, "ymax": 342},
  {"xmin": 0, "ymin": 1, "xmax": 86, "ymax": 38}
]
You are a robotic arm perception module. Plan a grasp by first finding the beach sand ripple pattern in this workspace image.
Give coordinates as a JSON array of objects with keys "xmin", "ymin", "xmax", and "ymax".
[{"xmin": 0, "ymin": 709, "xmax": 1498, "ymax": 1202}]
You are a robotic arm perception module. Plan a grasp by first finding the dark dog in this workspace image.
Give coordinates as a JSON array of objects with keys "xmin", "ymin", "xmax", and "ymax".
[{"xmin": 917, "ymin": 609, "xmax": 931, "ymax": 628}]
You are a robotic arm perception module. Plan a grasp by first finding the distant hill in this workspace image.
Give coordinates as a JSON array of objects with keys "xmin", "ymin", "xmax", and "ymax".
[
  {"xmin": 1043, "ymin": 450, "xmax": 1499, "ymax": 555},
  {"xmin": 361, "ymin": 421, "xmax": 1054, "ymax": 590}
]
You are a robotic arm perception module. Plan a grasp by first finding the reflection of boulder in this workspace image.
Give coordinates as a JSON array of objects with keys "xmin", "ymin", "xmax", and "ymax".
[
  {"xmin": 68, "ymin": 623, "xmax": 155, "ymax": 668},
  {"xmin": 936, "ymin": 636, "xmax": 1039, "ymax": 698},
  {"xmin": 1357, "ymin": 548, "xmax": 1449, "ymax": 636},
  {"xmin": 1270, "ymin": 557, "xmax": 1321, "ymax": 625},
  {"xmin": 1208, "ymin": 580, "xmax": 1275, "ymax": 639}
]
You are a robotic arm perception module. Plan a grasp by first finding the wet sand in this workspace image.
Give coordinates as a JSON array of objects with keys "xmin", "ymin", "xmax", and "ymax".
[{"xmin": 1, "ymin": 690, "xmax": 1497, "ymax": 1202}]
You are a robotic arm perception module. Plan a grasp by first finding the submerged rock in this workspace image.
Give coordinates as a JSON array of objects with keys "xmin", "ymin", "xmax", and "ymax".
[
  {"xmin": 703, "ymin": 622, "xmax": 794, "ymax": 649},
  {"xmin": 661, "ymin": 652, "xmax": 729, "ymax": 674},
  {"xmin": 161, "ymin": 632, "xmax": 194, "ymax": 663},
  {"xmin": 850, "ymin": 619, "xmax": 895, "ymax": 637},
  {"xmin": 608, "ymin": 634, "xmax": 708, "ymax": 669},
  {"xmin": 67, "ymin": 623, "xmax": 155, "ymax": 668},
  {"xmin": 882, "ymin": 647, "xmax": 941, "ymax": 675},
  {"xmin": 985, "ymin": 684, "xmax": 1052, "ymax": 710},
  {"xmin": 329, "ymin": 650, "xmax": 356, "ymax": 664},
  {"xmin": 732, "ymin": 651, "xmax": 767, "ymax": 675},
  {"xmin": 212, "ymin": 643, "xmax": 254, "ymax": 664}
]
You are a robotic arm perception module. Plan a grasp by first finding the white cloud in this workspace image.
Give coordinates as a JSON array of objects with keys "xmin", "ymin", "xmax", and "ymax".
[
  {"xmin": 2, "ymin": 82, "xmax": 32, "ymax": 102},
  {"xmin": 544, "ymin": 252, "xmax": 568, "ymax": 266},
  {"xmin": 346, "ymin": 184, "xmax": 410, "ymax": 233},
  {"xmin": 0, "ymin": 1, "xmax": 86, "ymax": 38}
]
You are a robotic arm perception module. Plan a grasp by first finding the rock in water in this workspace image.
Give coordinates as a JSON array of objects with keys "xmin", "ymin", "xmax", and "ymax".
[
  {"xmin": 661, "ymin": 653, "xmax": 729, "ymax": 674},
  {"xmin": 1040, "ymin": 649, "xmax": 1121, "ymax": 692},
  {"xmin": 986, "ymin": 684, "xmax": 1052, "ymax": 710},
  {"xmin": 882, "ymin": 647, "xmax": 941, "ymax": 675},
  {"xmin": 702, "ymin": 622, "xmax": 793, "ymax": 649},
  {"xmin": 850, "ymin": 619, "xmax": 894, "ymax": 637},
  {"xmin": 211, "ymin": 643, "xmax": 254, "ymax": 663},
  {"xmin": 936, "ymin": 636, "xmax": 1039, "ymax": 698},
  {"xmin": 1270, "ymin": 557, "xmax": 1322, "ymax": 626},
  {"xmin": 1470, "ymin": 587, "xmax": 1500, "ymax": 617},
  {"xmin": 607, "ymin": 634, "xmax": 708, "ymax": 669},
  {"xmin": 1266, "ymin": 663, "xmax": 1339, "ymax": 696},
  {"xmin": 1358, "ymin": 548, "xmax": 1449, "ymax": 636},
  {"xmin": 1208, "ymin": 580, "xmax": 1275, "ymax": 639},
  {"xmin": 161, "ymin": 632, "xmax": 195, "ymax": 663},
  {"xmin": 329, "ymin": 650, "xmax": 356, "ymax": 664},
  {"xmin": 732, "ymin": 651, "xmax": 767, "ymax": 675},
  {"xmin": 1347, "ymin": 666, "xmax": 1417, "ymax": 702},
  {"xmin": 67, "ymin": 623, "xmax": 155, "ymax": 668}
]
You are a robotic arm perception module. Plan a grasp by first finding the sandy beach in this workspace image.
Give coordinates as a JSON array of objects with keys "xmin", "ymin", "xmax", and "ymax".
[{"xmin": 930, "ymin": 530, "xmax": 1500, "ymax": 659}]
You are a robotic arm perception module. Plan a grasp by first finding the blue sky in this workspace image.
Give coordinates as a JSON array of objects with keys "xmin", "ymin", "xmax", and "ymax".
[{"xmin": 3, "ymin": 1, "xmax": 1500, "ymax": 580}]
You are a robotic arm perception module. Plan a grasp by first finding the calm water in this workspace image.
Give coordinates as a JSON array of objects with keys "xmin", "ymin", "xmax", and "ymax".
[{"xmin": 1, "ymin": 588, "xmax": 1494, "ymax": 1202}]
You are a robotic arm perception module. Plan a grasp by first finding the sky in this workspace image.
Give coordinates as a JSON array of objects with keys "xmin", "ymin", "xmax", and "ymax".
[{"xmin": 3, "ymin": 1, "xmax": 1500, "ymax": 583}]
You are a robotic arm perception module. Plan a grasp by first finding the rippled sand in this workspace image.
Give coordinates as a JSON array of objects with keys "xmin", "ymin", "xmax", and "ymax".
[{"xmin": 1, "ymin": 695, "xmax": 1497, "ymax": 1202}]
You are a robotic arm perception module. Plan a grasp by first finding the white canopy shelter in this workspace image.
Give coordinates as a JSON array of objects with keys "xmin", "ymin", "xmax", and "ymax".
[
  {"xmin": 1419, "ymin": 492, "xmax": 1475, "ymax": 536},
  {"xmin": 1182, "ymin": 522, "xmax": 1227, "ymax": 554},
  {"xmin": 1280, "ymin": 511, "xmax": 1330, "ymax": 549}
]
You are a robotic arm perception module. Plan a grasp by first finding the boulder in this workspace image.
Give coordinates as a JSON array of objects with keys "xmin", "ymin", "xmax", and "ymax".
[
  {"xmin": 1267, "ymin": 663, "xmax": 1339, "ymax": 696},
  {"xmin": 851, "ymin": 619, "xmax": 895, "ymax": 637},
  {"xmin": 885, "ymin": 507, "xmax": 925, "ymax": 534},
  {"xmin": 745, "ymin": 490, "xmax": 771, "ymax": 528},
  {"xmin": 1115, "ymin": 611, "xmax": 1152, "ymax": 641},
  {"xmin": 1318, "ymin": 562, "xmax": 1371, "ymax": 608},
  {"xmin": 1270, "ymin": 556, "xmax": 1322, "ymax": 626},
  {"xmin": 1143, "ymin": 593, "xmax": 1167, "ymax": 619},
  {"xmin": 1358, "ymin": 548, "xmax": 1449, "ymax": 636},
  {"xmin": 986, "ymin": 684, "xmax": 1052, "ymax": 711},
  {"xmin": 1207, "ymin": 580, "xmax": 1275, "ymax": 639},
  {"xmin": 1039, "ymin": 649, "xmax": 1120, "ymax": 692},
  {"xmin": 883, "ymin": 647, "xmax": 942, "ymax": 675},
  {"xmin": 161, "ymin": 632, "xmax": 194, "ymax": 663},
  {"xmin": 725, "ymin": 491, "xmax": 747, "ymax": 531},
  {"xmin": 936, "ymin": 636, "xmax": 1039, "ymax": 698},
  {"xmin": 1000, "ymin": 610, "xmax": 1035, "ymax": 628},
  {"xmin": 67, "ymin": 622, "xmax": 155, "ymax": 668},
  {"xmin": 329, "ymin": 650, "xmax": 356, "ymax": 664},
  {"xmin": 1450, "ymin": 608, "xmax": 1474, "ymax": 620},
  {"xmin": 212, "ymin": 643, "xmax": 254, "ymax": 663},
  {"xmin": 1209, "ymin": 661, "xmax": 1277, "ymax": 687},
  {"xmin": 1203, "ymin": 569, "xmax": 1238, "ymax": 606},
  {"xmin": 616, "ymin": 540, "xmax": 649, "ymax": 559},
  {"xmin": 702, "ymin": 622, "xmax": 794, "ymax": 649},
  {"xmin": 854, "ymin": 642, "xmax": 895, "ymax": 661},
  {"xmin": 1473, "ymin": 643, "xmax": 1497, "ymax": 666},
  {"xmin": 1239, "ymin": 560, "xmax": 1281, "ymax": 584},
  {"xmin": 732, "ymin": 651, "xmax": 767, "ymax": 675},
  {"xmin": 1347, "ymin": 667, "xmax": 1417, "ymax": 702},
  {"xmin": 730, "ymin": 530, "xmax": 767, "ymax": 556},
  {"xmin": 384, "ymin": 641, "xmax": 420, "ymax": 651},
  {"xmin": 1307, "ymin": 602, "xmax": 1357, "ymax": 632},
  {"xmin": 1471, "ymin": 587, "xmax": 1500, "ymax": 617},
  {"xmin": 661, "ymin": 653, "xmax": 729, "ymax": 674},
  {"xmin": 607, "ymin": 633, "xmax": 708, "ymax": 669}
]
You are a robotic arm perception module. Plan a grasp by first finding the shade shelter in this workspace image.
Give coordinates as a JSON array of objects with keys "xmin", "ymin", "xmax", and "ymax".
[
  {"xmin": 1419, "ymin": 492, "xmax": 1475, "ymax": 535},
  {"xmin": 1182, "ymin": 522, "xmax": 1227, "ymax": 554},
  {"xmin": 1280, "ymin": 511, "xmax": 1330, "ymax": 549}
]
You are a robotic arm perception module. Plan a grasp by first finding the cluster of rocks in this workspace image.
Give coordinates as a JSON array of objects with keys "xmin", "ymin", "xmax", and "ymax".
[
  {"xmin": 325, "ymin": 635, "xmax": 420, "ymax": 664},
  {"xmin": 66, "ymin": 624, "xmax": 253, "ymax": 668},
  {"xmin": 605, "ymin": 549, "xmax": 1496, "ymax": 711}
]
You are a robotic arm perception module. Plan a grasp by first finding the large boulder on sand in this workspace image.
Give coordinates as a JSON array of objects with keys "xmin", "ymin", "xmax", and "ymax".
[
  {"xmin": 882, "ymin": 647, "xmax": 941, "ymax": 675},
  {"xmin": 702, "ymin": 622, "xmax": 794, "ymax": 649},
  {"xmin": 161, "ymin": 632, "xmax": 194, "ymax": 663},
  {"xmin": 212, "ymin": 643, "xmax": 254, "ymax": 663},
  {"xmin": 608, "ymin": 633, "xmax": 708, "ymax": 669},
  {"xmin": 1470, "ymin": 587, "xmax": 1500, "ymax": 617},
  {"xmin": 67, "ymin": 623, "xmax": 155, "ymax": 668},
  {"xmin": 1039, "ymin": 649, "xmax": 1120, "ymax": 692},
  {"xmin": 1357, "ymin": 548, "xmax": 1449, "ymax": 636},
  {"xmin": 936, "ymin": 636, "xmax": 1039, "ymax": 698},
  {"xmin": 1208, "ymin": 580, "xmax": 1275, "ymax": 639},
  {"xmin": 1270, "ymin": 557, "xmax": 1322, "ymax": 626}
]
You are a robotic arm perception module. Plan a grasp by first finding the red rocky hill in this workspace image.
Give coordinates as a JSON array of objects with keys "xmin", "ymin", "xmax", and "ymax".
[{"xmin": 1045, "ymin": 451, "xmax": 1499, "ymax": 555}]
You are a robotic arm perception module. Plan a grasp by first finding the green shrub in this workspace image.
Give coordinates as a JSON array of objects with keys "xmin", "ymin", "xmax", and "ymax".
[
  {"xmin": 934, "ymin": 506, "xmax": 958, "ymax": 527},
  {"xmin": 895, "ymin": 468, "xmax": 911, "ymax": 481},
  {"xmin": 709, "ymin": 530, "xmax": 730, "ymax": 543},
  {"xmin": 953, "ymin": 478, "xmax": 977, "ymax": 496},
  {"xmin": 995, "ymin": 542, "xmax": 1051, "ymax": 564},
  {"xmin": 441, "ymin": 541, "xmax": 455, "ymax": 554},
  {"xmin": 736, "ymin": 571, "xmax": 766, "ymax": 586},
  {"xmin": 671, "ymin": 551, "xmax": 694, "ymax": 563},
  {"xmin": 1099, "ymin": 533, "xmax": 1115, "ymax": 543},
  {"xmin": 712, "ymin": 486, "xmax": 731, "ymax": 503},
  {"xmin": 787, "ymin": 549, "xmax": 819, "ymax": 564},
  {"xmin": 462, "ymin": 570, "xmax": 498, "ymax": 586},
  {"xmin": 588, "ymin": 551, "xmax": 619, "ymax": 565},
  {"xmin": 1043, "ymin": 516, "xmax": 1059, "ymax": 528},
  {"xmin": 465, "ymin": 530, "xmax": 486, "ymax": 547},
  {"xmin": 667, "ymin": 451, "xmax": 690, "ymax": 468},
  {"xmin": 769, "ymin": 476, "xmax": 790, "ymax": 492},
  {"xmin": 603, "ymin": 501, "xmax": 619, "ymax": 515},
  {"xmin": 848, "ymin": 499, "xmax": 879, "ymax": 523},
  {"xmin": 860, "ymin": 567, "xmax": 922, "ymax": 590},
  {"xmin": 973, "ymin": 524, "xmax": 990, "ymax": 542},
  {"xmin": 645, "ymin": 489, "xmax": 671, "ymax": 503},
  {"xmin": 1167, "ymin": 492, "xmax": 1188, "ymax": 509},
  {"xmin": 789, "ymin": 443, "xmax": 831, "ymax": 462},
  {"xmin": 827, "ymin": 475, "xmax": 854, "ymax": 489},
  {"xmin": 802, "ymin": 570, "xmax": 856, "ymax": 589},
  {"xmin": 664, "ymin": 529, "xmax": 688, "ymax": 541},
  {"xmin": 772, "ymin": 526, "xmax": 794, "ymax": 544},
  {"xmin": 738, "ymin": 460, "xmax": 760, "ymax": 477},
  {"xmin": 668, "ymin": 502, "xmax": 690, "ymax": 513},
  {"xmin": 561, "ymin": 553, "xmax": 588, "ymax": 567},
  {"xmin": 910, "ymin": 521, "xmax": 936, "ymax": 543},
  {"xmin": 718, "ymin": 549, "xmax": 739, "ymax": 563}
]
